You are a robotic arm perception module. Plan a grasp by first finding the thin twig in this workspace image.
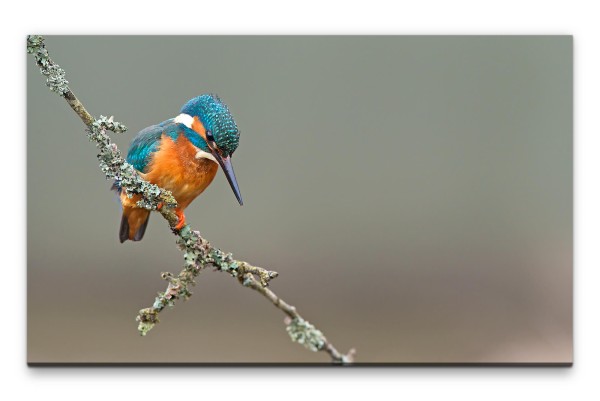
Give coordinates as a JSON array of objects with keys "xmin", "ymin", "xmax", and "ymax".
[{"xmin": 27, "ymin": 35, "xmax": 354, "ymax": 364}]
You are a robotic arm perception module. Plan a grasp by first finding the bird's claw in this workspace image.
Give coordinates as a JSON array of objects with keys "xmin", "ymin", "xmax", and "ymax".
[{"xmin": 174, "ymin": 209, "xmax": 186, "ymax": 231}]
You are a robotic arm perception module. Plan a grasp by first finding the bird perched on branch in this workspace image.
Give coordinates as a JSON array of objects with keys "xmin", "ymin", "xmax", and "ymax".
[{"xmin": 114, "ymin": 94, "xmax": 243, "ymax": 243}]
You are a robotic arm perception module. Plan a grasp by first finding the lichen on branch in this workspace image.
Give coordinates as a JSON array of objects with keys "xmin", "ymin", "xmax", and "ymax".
[
  {"xmin": 27, "ymin": 35, "xmax": 354, "ymax": 364},
  {"xmin": 88, "ymin": 116, "xmax": 177, "ymax": 211},
  {"xmin": 27, "ymin": 35, "xmax": 69, "ymax": 95}
]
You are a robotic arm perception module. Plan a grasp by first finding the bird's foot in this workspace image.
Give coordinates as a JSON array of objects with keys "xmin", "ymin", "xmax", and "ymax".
[
  {"xmin": 174, "ymin": 209, "xmax": 186, "ymax": 230},
  {"xmin": 156, "ymin": 202, "xmax": 164, "ymax": 211}
]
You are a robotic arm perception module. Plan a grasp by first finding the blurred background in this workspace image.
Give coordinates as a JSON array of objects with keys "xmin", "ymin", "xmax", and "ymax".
[{"xmin": 27, "ymin": 36, "xmax": 572, "ymax": 364}]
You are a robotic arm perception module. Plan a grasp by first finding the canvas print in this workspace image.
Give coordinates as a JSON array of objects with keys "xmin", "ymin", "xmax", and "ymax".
[{"xmin": 27, "ymin": 35, "xmax": 572, "ymax": 365}]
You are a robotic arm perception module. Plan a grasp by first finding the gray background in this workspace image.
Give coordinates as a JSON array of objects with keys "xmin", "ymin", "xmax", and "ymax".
[{"xmin": 27, "ymin": 36, "xmax": 572, "ymax": 363}]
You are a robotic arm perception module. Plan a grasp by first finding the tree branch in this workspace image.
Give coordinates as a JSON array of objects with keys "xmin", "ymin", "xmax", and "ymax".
[{"xmin": 27, "ymin": 35, "xmax": 355, "ymax": 364}]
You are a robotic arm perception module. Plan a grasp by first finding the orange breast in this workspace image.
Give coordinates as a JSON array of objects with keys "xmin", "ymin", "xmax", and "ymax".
[{"xmin": 142, "ymin": 134, "xmax": 219, "ymax": 210}]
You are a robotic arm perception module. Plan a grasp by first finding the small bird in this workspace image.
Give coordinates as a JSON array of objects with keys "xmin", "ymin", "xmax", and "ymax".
[{"xmin": 115, "ymin": 94, "xmax": 243, "ymax": 243}]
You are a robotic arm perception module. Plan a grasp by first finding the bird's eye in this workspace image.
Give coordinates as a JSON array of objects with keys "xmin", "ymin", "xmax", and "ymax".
[{"xmin": 205, "ymin": 130, "xmax": 217, "ymax": 148}]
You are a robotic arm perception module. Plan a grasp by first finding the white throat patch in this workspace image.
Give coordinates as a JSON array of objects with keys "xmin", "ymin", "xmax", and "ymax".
[
  {"xmin": 195, "ymin": 148, "xmax": 218, "ymax": 164},
  {"xmin": 174, "ymin": 113, "xmax": 194, "ymax": 128},
  {"xmin": 174, "ymin": 113, "xmax": 217, "ymax": 164}
]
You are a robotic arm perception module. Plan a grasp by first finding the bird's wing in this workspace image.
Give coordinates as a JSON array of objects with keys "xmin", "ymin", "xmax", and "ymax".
[{"xmin": 126, "ymin": 119, "xmax": 174, "ymax": 172}]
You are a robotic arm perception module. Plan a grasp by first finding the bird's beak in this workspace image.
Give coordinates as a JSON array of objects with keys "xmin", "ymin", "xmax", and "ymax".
[{"xmin": 214, "ymin": 153, "xmax": 243, "ymax": 205}]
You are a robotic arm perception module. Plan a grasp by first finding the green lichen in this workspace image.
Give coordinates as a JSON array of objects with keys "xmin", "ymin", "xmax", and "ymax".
[
  {"xmin": 286, "ymin": 317, "xmax": 326, "ymax": 352},
  {"xmin": 87, "ymin": 115, "xmax": 178, "ymax": 211},
  {"xmin": 26, "ymin": 35, "xmax": 44, "ymax": 54},
  {"xmin": 27, "ymin": 35, "xmax": 70, "ymax": 95},
  {"xmin": 135, "ymin": 226, "xmax": 275, "ymax": 336},
  {"xmin": 136, "ymin": 308, "xmax": 159, "ymax": 336}
]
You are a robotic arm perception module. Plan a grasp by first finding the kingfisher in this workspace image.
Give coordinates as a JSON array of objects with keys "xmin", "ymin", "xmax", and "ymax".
[{"xmin": 115, "ymin": 94, "xmax": 243, "ymax": 243}]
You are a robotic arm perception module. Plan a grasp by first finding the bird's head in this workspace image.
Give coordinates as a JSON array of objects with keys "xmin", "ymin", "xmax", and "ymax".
[{"xmin": 175, "ymin": 94, "xmax": 243, "ymax": 205}]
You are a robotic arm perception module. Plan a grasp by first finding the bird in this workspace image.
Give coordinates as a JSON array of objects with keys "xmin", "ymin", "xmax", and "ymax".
[{"xmin": 114, "ymin": 94, "xmax": 243, "ymax": 243}]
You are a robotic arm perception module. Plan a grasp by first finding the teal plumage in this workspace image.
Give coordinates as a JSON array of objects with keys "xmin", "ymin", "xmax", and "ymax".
[
  {"xmin": 117, "ymin": 93, "xmax": 243, "ymax": 243},
  {"xmin": 125, "ymin": 120, "xmax": 198, "ymax": 172},
  {"xmin": 126, "ymin": 123, "xmax": 164, "ymax": 172},
  {"xmin": 180, "ymin": 94, "xmax": 240, "ymax": 157},
  {"xmin": 126, "ymin": 94, "xmax": 240, "ymax": 173}
]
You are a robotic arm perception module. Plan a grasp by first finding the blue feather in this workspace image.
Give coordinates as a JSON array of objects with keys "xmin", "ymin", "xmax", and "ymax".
[
  {"xmin": 180, "ymin": 94, "xmax": 240, "ymax": 156},
  {"xmin": 126, "ymin": 122, "xmax": 165, "ymax": 172},
  {"xmin": 125, "ymin": 119, "xmax": 203, "ymax": 172},
  {"xmin": 125, "ymin": 94, "xmax": 239, "ymax": 173}
]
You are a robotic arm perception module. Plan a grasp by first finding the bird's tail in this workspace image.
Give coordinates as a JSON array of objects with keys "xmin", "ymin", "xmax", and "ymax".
[
  {"xmin": 112, "ymin": 181, "xmax": 150, "ymax": 243},
  {"xmin": 120, "ymin": 206, "xmax": 150, "ymax": 243},
  {"xmin": 110, "ymin": 181, "xmax": 121, "ymax": 194}
]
